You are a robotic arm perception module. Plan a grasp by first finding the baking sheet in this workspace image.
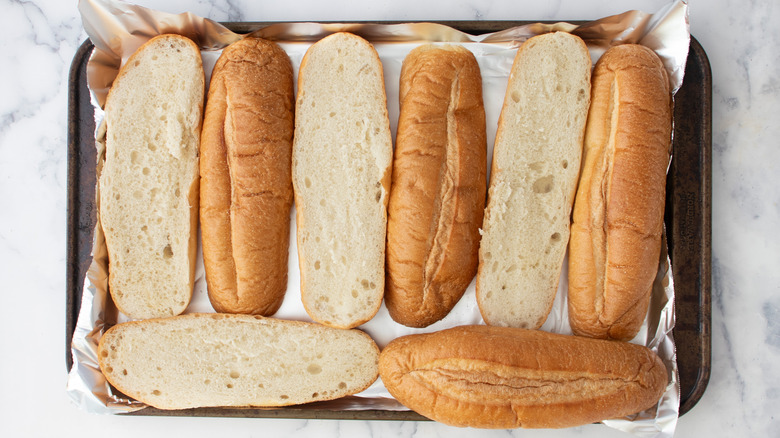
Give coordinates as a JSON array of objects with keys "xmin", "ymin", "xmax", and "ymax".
[{"xmin": 65, "ymin": 0, "xmax": 702, "ymax": 436}]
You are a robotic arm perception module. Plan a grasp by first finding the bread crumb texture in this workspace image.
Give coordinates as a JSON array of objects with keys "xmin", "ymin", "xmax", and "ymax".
[
  {"xmin": 293, "ymin": 33, "xmax": 392, "ymax": 328},
  {"xmin": 100, "ymin": 35, "xmax": 203, "ymax": 319},
  {"xmin": 477, "ymin": 32, "xmax": 591, "ymax": 329},
  {"xmin": 98, "ymin": 314, "xmax": 380, "ymax": 409}
]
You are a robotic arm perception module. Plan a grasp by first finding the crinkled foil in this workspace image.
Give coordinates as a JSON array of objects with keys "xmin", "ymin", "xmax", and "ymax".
[{"xmin": 68, "ymin": 0, "xmax": 690, "ymax": 436}]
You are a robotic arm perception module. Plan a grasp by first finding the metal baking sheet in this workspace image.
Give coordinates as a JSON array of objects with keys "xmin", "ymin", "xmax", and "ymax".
[{"xmin": 66, "ymin": 20, "xmax": 711, "ymax": 420}]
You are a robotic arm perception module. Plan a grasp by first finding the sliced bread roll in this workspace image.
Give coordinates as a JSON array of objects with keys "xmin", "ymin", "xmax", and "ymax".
[
  {"xmin": 99, "ymin": 34, "xmax": 204, "ymax": 319},
  {"xmin": 98, "ymin": 314, "xmax": 380, "ymax": 409},
  {"xmin": 292, "ymin": 32, "xmax": 393, "ymax": 329},
  {"xmin": 476, "ymin": 32, "xmax": 591, "ymax": 328}
]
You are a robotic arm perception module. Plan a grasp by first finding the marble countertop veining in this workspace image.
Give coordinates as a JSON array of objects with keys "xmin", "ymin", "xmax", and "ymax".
[{"xmin": 1, "ymin": 0, "xmax": 778, "ymax": 436}]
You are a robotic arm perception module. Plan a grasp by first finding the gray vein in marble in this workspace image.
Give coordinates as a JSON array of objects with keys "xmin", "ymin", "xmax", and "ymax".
[
  {"xmin": 3, "ymin": 0, "xmax": 87, "ymax": 123},
  {"xmin": 294, "ymin": 419, "xmax": 310, "ymax": 434},
  {"xmin": 544, "ymin": 0, "xmax": 563, "ymax": 19},
  {"xmin": 14, "ymin": 0, "xmax": 58, "ymax": 51},
  {"xmin": 204, "ymin": 0, "xmax": 244, "ymax": 22},
  {"xmin": 735, "ymin": 52, "xmax": 754, "ymax": 107},
  {"xmin": 763, "ymin": 300, "xmax": 780, "ymax": 348},
  {"xmin": 710, "ymin": 260, "xmax": 750, "ymax": 427}
]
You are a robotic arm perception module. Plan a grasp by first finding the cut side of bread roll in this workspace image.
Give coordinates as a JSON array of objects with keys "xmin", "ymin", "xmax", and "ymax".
[
  {"xmin": 292, "ymin": 32, "xmax": 393, "ymax": 329},
  {"xmin": 567, "ymin": 44, "xmax": 672, "ymax": 341},
  {"xmin": 476, "ymin": 32, "xmax": 591, "ymax": 329},
  {"xmin": 200, "ymin": 37, "xmax": 295, "ymax": 315},
  {"xmin": 98, "ymin": 314, "xmax": 380, "ymax": 410},
  {"xmin": 385, "ymin": 44, "xmax": 487, "ymax": 328},
  {"xmin": 99, "ymin": 34, "xmax": 203, "ymax": 319}
]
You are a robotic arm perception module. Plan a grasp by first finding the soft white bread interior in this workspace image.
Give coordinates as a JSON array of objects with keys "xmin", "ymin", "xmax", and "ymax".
[
  {"xmin": 477, "ymin": 32, "xmax": 591, "ymax": 328},
  {"xmin": 99, "ymin": 34, "xmax": 203, "ymax": 319},
  {"xmin": 98, "ymin": 314, "xmax": 380, "ymax": 410},
  {"xmin": 292, "ymin": 32, "xmax": 393, "ymax": 329}
]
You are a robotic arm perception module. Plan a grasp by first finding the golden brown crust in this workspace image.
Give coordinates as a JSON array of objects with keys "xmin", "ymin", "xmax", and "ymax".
[
  {"xmin": 568, "ymin": 44, "xmax": 672, "ymax": 341},
  {"xmin": 385, "ymin": 44, "xmax": 487, "ymax": 328},
  {"xmin": 379, "ymin": 325, "xmax": 668, "ymax": 429},
  {"xmin": 200, "ymin": 37, "xmax": 295, "ymax": 315}
]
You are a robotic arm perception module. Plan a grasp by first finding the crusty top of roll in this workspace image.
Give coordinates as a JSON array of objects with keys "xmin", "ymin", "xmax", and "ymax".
[
  {"xmin": 385, "ymin": 44, "xmax": 487, "ymax": 328},
  {"xmin": 568, "ymin": 43, "xmax": 672, "ymax": 341},
  {"xmin": 199, "ymin": 37, "xmax": 295, "ymax": 315},
  {"xmin": 379, "ymin": 325, "xmax": 668, "ymax": 429}
]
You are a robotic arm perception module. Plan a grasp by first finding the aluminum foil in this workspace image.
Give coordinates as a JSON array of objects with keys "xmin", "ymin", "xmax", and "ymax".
[{"xmin": 68, "ymin": 0, "xmax": 690, "ymax": 436}]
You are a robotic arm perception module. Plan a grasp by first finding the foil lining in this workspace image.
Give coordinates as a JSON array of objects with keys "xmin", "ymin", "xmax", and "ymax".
[{"xmin": 68, "ymin": 0, "xmax": 690, "ymax": 436}]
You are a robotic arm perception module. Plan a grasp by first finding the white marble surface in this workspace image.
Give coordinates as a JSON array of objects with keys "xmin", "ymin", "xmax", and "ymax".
[{"xmin": 0, "ymin": 0, "xmax": 777, "ymax": 436}]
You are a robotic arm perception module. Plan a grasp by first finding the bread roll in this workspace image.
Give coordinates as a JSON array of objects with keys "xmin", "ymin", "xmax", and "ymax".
[
  {"xmin": 379, "ymin": 325, "xmax": 668, "ymax": 429},
  {"xmin": 476, "ymin": 32, "xmax": 591, "ymax": 328},
  {"xmin": 98, "ymin": 314, "xmax": 380, "ymax": 410},
  {"xmin": 99, "ymin": 34, "xmax": 203, "ymax": 319},
  {"xmin": 385, "ymin": 44, "xmax": 487, "ymax": 328},
  {"xmin": 292, "ymin": 32, "xmax": 393, "ymax": 329},
  {"xmin": 567, "ymin": 44, "xmax": 672, "ymax": 341},
  {"xmin": 199, "ymin": 37, "xmax": 294, "ymax": 315}
]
